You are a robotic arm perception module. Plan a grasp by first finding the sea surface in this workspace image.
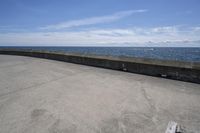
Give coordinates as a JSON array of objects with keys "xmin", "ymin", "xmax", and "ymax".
[{"xmin": 0, "ymin": 47, "xmax": 200, "ymax": 62}]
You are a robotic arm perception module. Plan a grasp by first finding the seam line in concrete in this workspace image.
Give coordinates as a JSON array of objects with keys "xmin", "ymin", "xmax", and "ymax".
[{"xmin": 0, "ymin": 75, "xmax": 67, "ymax": 98}]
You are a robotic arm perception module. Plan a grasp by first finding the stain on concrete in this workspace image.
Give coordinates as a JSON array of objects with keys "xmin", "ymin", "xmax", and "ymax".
[
  {"xmin": 48, "ymin": 119, "xmax": 77, "ymax": 133},
  {"xmin": 99, "ymin": 112, "xmax": 156, "ymax": 133},
  {"xmin": 31, "ymin": 108, "xmax": 47, "ymax": 120}
]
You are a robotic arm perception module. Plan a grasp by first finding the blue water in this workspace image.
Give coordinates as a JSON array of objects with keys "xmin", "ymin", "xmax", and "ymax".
[{"xmin": 1, "ymin": 47, "xmax": 200, "ymax": 62}]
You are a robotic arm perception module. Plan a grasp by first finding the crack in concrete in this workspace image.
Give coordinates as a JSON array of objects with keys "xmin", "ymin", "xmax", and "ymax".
[
  {"xmin": 0, "ymin": 62, "xmax": 29, "ymax": 69},
  {"xmin": 0, "ymin": 75, "xmax": 67, "ymax": 98},
  {"xmin": 140, "ymin": 85, "xmax": 159, "ymax": 131}
]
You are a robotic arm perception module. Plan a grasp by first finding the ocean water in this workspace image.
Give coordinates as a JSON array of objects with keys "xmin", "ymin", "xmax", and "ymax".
[{"xmin": 1, "ymin": 47, "xmax": 200, "ymax": 62}]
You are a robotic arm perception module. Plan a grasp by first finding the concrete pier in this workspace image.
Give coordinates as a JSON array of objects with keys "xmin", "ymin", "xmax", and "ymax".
[
  {"xmin": 0, "ymin": 50, "xmax": 200, "ymax": 84},
  {"xmin": 0, "ymin": 55, "xmax": 200, "ymax": 133}
]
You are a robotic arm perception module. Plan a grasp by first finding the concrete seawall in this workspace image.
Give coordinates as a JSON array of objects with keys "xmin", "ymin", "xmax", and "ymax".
[{"xmin": 0, "ymin": 49, "xmax": 199, "ymax": 84}]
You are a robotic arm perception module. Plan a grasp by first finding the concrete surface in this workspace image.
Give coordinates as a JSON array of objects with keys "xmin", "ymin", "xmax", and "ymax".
[{"xmin": 0, "ymin": 55, "xmax": 200, "ymax": 133}]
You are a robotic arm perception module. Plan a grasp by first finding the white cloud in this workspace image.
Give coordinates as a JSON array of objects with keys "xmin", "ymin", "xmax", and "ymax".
[
  {"xmin": 0, "ymin": 26, "xmax": 200, "ymax": 46},
  {"xmin": 40, "ymin": 9, "xmax": 147, "ymax": 30},
  {"xmin": 151, "ymin": 26, "xmax": 178, "ymax": 34},
  {"xmin": 192, "ymin": 27, "xmax": 200, "ymax": 31}
]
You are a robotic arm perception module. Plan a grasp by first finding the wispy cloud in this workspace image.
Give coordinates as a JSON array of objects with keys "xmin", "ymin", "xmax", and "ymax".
[
  {"xmin": 192, "ymin": 26, "xmax": 200, "ymax": 31},
  {"xmin": 1, "ymin": 26, "xmax": 200, "ymax": 46},
  {"xmin": 40, "ymin": 9, "xmax": 147, "ymax": 30}
]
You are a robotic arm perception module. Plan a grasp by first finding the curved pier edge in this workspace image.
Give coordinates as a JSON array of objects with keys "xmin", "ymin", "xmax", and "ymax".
[{"xmin": 0, "ymin": 49, "xmax": 199, "ymax": 84}]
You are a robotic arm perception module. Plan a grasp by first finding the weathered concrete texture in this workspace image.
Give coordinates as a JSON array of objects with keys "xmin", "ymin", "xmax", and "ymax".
[{"xmin": 0, "ymin": 55, "xmax": 200, "ymax": 133}]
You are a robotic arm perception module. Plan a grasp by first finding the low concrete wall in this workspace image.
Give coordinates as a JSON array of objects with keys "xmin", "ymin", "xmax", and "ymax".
[{"xmin": 0, "ymin": 49, "xmax": 200, "ymax": 84}]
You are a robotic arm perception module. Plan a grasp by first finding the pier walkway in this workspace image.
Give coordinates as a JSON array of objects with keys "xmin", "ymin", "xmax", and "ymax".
[{"xmin": 0, "ymin": 55, "xmax": 200, "ymax": 133}]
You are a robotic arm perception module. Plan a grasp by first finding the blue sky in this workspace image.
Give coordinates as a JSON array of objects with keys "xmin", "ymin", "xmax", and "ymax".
[{"xmin": 0, "ymin": 0, "xmax": 200, "ymax": 46}]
